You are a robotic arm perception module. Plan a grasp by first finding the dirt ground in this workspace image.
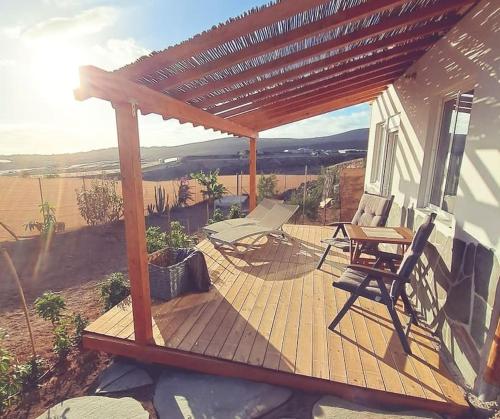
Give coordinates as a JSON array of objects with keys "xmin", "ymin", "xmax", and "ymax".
[{"xmin": 0, "ymin": 199, "xmax": 335, "ymax": 418}]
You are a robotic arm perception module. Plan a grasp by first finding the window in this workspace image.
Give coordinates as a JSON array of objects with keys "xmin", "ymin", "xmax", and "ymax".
[
  {"xmin": 429, "ymin": 90, "xmax": 474, "ymax": 213},
  {"xmin": 370, "ymin": 118, "xmax": 398, "ymax": 196},
  {"xmin": 370, "ymin": 122, "xmax": 386, "ymax": 183}
]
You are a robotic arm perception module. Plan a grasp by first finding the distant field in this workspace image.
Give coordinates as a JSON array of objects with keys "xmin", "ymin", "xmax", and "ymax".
[{"xmin": 0, "ymin": 174, "xmax": 315, "ymax": 241}]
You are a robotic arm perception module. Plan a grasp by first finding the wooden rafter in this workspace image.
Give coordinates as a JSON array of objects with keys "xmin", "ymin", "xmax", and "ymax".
[
  {"xmin": 263, "ymin": 78, "xmax": 398, "ymax": 117},
  {"xmin": 157, "ymin": 0, "xmax": 471, "ymax": 99},
  {"xmin": 149, "ymin": 0, "xmax": 409, "ymax": 92},
  {"xmin": 117, "ymin": 0, "xmax": 331, "ymax": 80},
  {"xmin": 197, "ymin": 36, "xmax": 436, "ymax": 111},
  {"xmin": 255, "ymin": 93, "xmax": 382, "ymax": 131},
  {"xmin": 214, "ymin": 54, "xmax": 419, "ymax": 118},
  {"xmin": 74, "ymin": 66, "xmax": 257, "ymax": 138},
  {"xmin": 175, "ymin": 17, "xmax": 453, "ymax": 104},
  {"xmin": 227, "ymin": 69, "xmax": 404, "ymax": 123}
]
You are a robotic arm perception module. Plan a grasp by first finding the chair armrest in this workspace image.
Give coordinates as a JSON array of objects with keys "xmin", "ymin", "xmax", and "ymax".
[
  {"xmin": 326, "ymin": 221, "xmax": 352, "ymax": 227},
  {"xmin": 346, "ymin": 264, "xmax": 403, "ymax": 282}
]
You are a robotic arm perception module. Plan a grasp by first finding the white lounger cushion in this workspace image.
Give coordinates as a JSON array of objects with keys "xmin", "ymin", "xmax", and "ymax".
[{"xmin": 202, "ymin": 198, "xmax": 283, "ymax": 234}]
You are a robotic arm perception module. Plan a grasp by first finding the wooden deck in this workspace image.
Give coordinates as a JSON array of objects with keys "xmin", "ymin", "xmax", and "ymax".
[{"xmin": 83, "ymin": 224, "xmax": 468, "ymax": 416}]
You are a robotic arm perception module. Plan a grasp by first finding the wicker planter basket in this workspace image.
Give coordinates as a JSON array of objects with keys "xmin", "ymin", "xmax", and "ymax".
[{"xmin": 148, "ymin": 247, "xmax": 196, "ymax": 301}]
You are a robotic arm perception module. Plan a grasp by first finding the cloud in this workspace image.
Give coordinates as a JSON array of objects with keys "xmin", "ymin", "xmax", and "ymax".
[
  {"xmin": 88, "ymin": 38, "xmax": 150, "ymax": 70},
  {"xmin": 22, "ymin": 7, "xmax": 118, "ymax": 40},
  {"xmin": 261, "ymin": 105, "xmax": 371, "ymax": 138},
  {"xmin": 2, "ymin": 25, "xmax": 22, "ymax": 39},
  {"xmin": 0, "ymin": 59, "xmax": 15, "ymax": 67}
]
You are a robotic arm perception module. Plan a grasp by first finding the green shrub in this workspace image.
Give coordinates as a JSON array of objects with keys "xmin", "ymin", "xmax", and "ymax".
[
  {"xmin": 0, "ymin": 330, "xmax": 44, "ymax": 411},
  {"xmin": 146, "ymin": 226, "xmax": 168, "ymax": 253},
  {"xmin": 76, "ymin": 178, "xmax": 123, "ymax": 226},
  {"xmin": 258, "ymin": 174, "xmax": 278, "ymax": 201},
  {"xmin": 208, "ymin": 208, "xmax": 225, "ymax": 225},
  {"xmin": 167, "ymin": 221, "xmax": 194, "ymax": 248},
  {"xmin": 176, "ymin": 178, "xmax": 193, "ymax": 207},
  {"xmin": 71, "ymin": 313, "xmax": 89, "ymax": 346},
  {"xmin": 99, "ymin": 272, "xmax": 130, "ymax": 311},
  {"xmin": 228, "ymin": 204, "xmax": 242, "ymax": 219},
  {"xmin": 34, "ymin": 292, "xmax": 65, "ymax": 325},
  {"xmin": 53, "ymin": 320, "xmax": 72, "ymax": 359},
  {"xmin": 288, "ymin": 184, "xmax": 323, "ymax": 221}
]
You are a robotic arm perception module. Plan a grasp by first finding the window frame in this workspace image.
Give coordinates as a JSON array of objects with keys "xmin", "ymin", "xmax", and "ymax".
[
  {"xmin": 425, "ymin": 86, "xmax": 475, "ymax": 215},
  {"xmin": 368, "ymin": 115, "xmax": 399, "ymax": 197}
]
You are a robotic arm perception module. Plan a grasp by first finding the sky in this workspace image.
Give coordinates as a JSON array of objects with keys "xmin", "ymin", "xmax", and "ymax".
[{"xmin": 0, "ymin": 0, "xmax": 370, "ymax": 155}]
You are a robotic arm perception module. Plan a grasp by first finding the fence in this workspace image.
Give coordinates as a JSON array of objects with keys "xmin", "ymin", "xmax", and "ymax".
[{"xmin": 0, "ymin": 174, "xmax": 315, "ymax": 242}]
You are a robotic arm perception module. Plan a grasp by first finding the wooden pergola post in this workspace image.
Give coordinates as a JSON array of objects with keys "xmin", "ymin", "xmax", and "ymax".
[
  {"xmin": 114, "ymin": 102, "xmax": 153, "ymax": 345},
  {"xmin": 249, "ymin": 136, "xmax": 257, "ymax": 211}
]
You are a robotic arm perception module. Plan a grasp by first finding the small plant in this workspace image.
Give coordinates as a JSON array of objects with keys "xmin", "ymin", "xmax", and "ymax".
[
  {"xmin": 208, "ymin": 208, "xmax": 225, "ymax": 224},
  {"xmin": 25, "ymin": 201, "xmax": 57, "ymax": 237},
  {"xmin": 0, "ymin": 330, "xmax": 44, "ymax": 411},
  {"xmin": 71, "ymin": 313, "xmax": 89, "ymax": 346},
  {"xmin": 258, "ymin": 174, "xmax": 278, "ymax": 201},
  {"xmin": 34, "ymin": 291, "xmax": 65, "ymax": 325},
  {"xmin": 228, "ymin": 204, "xmax": 242, "ymax": 219},
  {"xmin": 99, "ymin": 272, "xmax": 130, "ymax": 311},
  {"xmin": 76, "ymin": 177, "xmax": 123, "ymax": 226},
  {"xmin": 52, "ymin": 320, "xmax": 72, "ymax": 358},
  {"xmin": 146, "ymin": 226, "xmax": 168, "ymax": 253},
  {"xmin": 191, "ymin": 169, "xmax": 228, "ymax": 222},
  {"xmin": 167, "ymin": 221, "xmax": 194, "ymax": 248}
]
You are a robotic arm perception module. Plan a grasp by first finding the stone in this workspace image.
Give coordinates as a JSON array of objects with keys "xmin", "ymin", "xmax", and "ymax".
[
  {"xmin": 474, "ymin": 244, "xmax": 495, "ymax": 302},
  {"xmin": 312, "ymin": 395, "xmax": 441, "ymax": 418},
  {"xmin": 450, "ymin": 238, "xmax": 466, "ymax": 278},
  {"xmin": 36, "ymin": 396, "xmax": 148, "ymax": 419},
  {"xmin": 444, "ymin": 275, "xmax": 472, "ymax": 324},
  {"xmin": 95, "ymin": 360, "xmax": 153, "ymax": 394},
  {"xmin": 463, "ymin": 243, "xmax": 476, "ymax": 276},
  {"xmin": 470, "ymin": 295, "xmax": 492, "ymax": 348},
  {"xmin": 154, "ymin": 370, "xmax": 292, "ymax": 419}
]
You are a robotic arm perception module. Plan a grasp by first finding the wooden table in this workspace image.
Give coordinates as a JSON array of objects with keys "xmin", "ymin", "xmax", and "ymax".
[{"xmin": 344, "ymin": 225, "xmax": 414, "ymax": 264}]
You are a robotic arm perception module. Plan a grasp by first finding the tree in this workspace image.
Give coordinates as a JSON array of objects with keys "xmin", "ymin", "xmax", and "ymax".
[{"xmin": 191, "ymin": 169, "xmax": 228, "ymax": 222}]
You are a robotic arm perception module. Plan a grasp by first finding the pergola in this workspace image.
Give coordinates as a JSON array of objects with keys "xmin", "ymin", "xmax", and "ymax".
[{"xmin": 75, "ymin": 0, "xmax": 477, "ymax": 347}]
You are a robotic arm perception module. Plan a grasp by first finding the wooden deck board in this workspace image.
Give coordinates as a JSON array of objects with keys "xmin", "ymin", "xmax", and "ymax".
[{"xmin": 83, "ymin": 224, "xmax": 468, "ymax": 415}]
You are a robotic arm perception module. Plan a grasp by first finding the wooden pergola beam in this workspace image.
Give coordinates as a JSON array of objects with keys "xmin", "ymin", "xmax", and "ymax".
[
  {"xmin": 255, "ymin": 93, "xmax": 381, "ymax": 131},
  {"xmin": 264, "ymin": 80, "xmax": 396, "ymax": 118},
  {"xmin": 216, "ymin": 56, "xmax": 417, "ymax": 118},
  {"xmin": 118, "ymin": 0, "xmax": 331, "ymax": 80},
  {"xmin": 200, "ymin": 37, "xmax": 434, "ymax": 111},
  {"xmin": 230, "ymin": 71, "xmax": 401, "ymax": 126},
  {"xmin": 176, "ymin": 17, "xmax": 452, "ymax": 103},
  {"xmin": 74, "ymin": 66, "xmax": 257, "ymax": 139},
  {"xmin": 151, "ymin": 0, "xmax": 408, "ymax": 92}
]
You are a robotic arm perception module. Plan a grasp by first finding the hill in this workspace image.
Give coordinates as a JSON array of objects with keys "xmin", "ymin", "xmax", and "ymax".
[{"xmin": 0, "ymin": 128, "xmax": 368, "ymax": 171}]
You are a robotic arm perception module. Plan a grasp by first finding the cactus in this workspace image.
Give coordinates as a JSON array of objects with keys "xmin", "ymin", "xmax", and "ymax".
[
  {"xmin": 148, "ymin": 185, "xmax": 171, "ymax": 217},
  {"xmin": 154, "ymin": 185, "xmax": 166, "ymax": 214}
]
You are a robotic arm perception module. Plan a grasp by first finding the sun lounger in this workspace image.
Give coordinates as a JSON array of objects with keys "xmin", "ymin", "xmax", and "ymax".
[
  {"xmin": 209, "ymin": 203, "xmax": 299, "ymax": 253},
  {"xmin": 202, "ymin": 198, "xmax": 283, "ymax": 234}
]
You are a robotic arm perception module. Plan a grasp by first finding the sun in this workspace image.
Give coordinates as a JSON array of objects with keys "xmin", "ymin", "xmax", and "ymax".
[{"xmin": 29, "ymin": 40, "xmax": 83, "ymax": 102}]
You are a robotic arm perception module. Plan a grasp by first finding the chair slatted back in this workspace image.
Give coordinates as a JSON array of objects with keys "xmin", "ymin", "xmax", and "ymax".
[
  {"xmin": 397, "ymin": 213, "xmax": 437, "ymax": 281},
  {"xmin": 351, "ymin": 193, "xmax": 394, "ymax": 227}
]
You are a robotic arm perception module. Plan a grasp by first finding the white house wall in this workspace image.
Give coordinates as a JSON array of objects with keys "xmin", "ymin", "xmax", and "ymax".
[{"xmin": 365, "ymin": 0, "xmax": 499, "ymax": 396}]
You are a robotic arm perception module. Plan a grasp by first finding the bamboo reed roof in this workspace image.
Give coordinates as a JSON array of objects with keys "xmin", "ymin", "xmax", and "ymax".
[{"xmin": 113, "ymin": 0, "xmax": 477, "ymax": 132}]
